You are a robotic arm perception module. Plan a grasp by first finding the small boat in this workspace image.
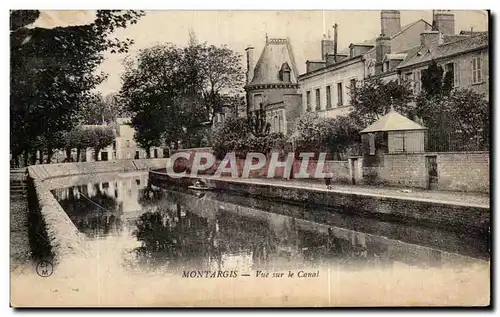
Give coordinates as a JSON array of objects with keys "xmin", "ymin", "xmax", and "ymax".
[{"xmin": 188, "ymin": 180, "xmax": 212, "ymax": 191}]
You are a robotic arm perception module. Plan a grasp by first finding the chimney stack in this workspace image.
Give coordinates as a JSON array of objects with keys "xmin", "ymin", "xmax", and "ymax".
[
  {"xmin": 380, "ymin": 10, "xmax": 401, "ymax": 37},
  {"xmin": 420, "ymin": 31, "xmax": 442, "ymax": 48},
  {"xmin": 375, "ymin": 34, "xmax": 391, "ymax": 74},
  {"xmin": 333, "ymin": 23, "xmax": 338, "ymax": 63},
  {"xmin": 245, "ymin": 46, "xmax": 255, "ymax": 84},
  {"xmin": 321, "ymin": 31, "xmax": 334, "ymax": 60},
  {"xmin": 434, "ymin": 10, "xmax": 455, "ymax": 35}
]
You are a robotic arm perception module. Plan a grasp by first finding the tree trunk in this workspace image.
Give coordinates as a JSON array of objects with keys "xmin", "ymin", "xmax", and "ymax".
[
  {"xmin": 94, "ymin": 148, "xmax": 99, "ymax": 161},
  {"xmin": 76, "ymin": 148, "xmax": 81, "ymax": 162},
  {"xmin": 46, "ymin": 147, "xmax": 53, "ymax": 164},
  {"xmin": 65, "ymin": 147, "xmax": 72, "ymax": 161},
  {"xmin": 29, "ymin": 150, "xmax": 37, "ymax": 165},
  {"xmin": 38, "ymin": 149, "xmax": 44, "ymax": 164},
  {"xmin": 146, "ymin": 147, "xmax": 151, "ymax": 159},
  {"xmin": 14, "ymin": 155, "xmax": 20, "ymax": 168},
  {"xmin": 23, "ymin": 151, "xmax": 29, "ymax": 167}
]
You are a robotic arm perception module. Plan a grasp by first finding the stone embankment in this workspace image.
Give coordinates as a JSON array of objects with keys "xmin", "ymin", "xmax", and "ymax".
[
  {"xmin": 27, "ymin": 159, "xmax": 170, "ymax": 265},
  {"xmin": 149, "ymin": 169, "xmax": 490, "ymax": 235}
]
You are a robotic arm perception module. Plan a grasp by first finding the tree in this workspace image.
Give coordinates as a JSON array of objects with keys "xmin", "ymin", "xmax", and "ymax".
[
  {"xmin": 87, "ymin": 127, "xmax": 114, "ymax": 161},
  {"xmin": 294, "ymin": 113, "xmax": 331, "ymax": 154},
  {"xmin": 212, "ymin": 117, "xmax": 250, "ymax": 159},
  {"xmin": 420, "ymin": 59, "xmax": 452, "ymax": 98},
  {"xmin": 350, "ymin": 77, "xmax": 414, "ymax": 126},
  {"xmin": 77, "ymin": 92, "xmax": 127, "ymax": 125},
  {"xmin": 326, "ymin": 115, "xmax": 363, "ymax": 159},
  {"xmin": 119, "ymin": 44, "xmax": 186, "ymax": 155},
  {"xmin": 178, "ymin": 32, "xmax": 244, "ymax": 125},
  {"xmin": 416, "ymin": 89, "xmax": 489, "ymax": 151},
  {"xmin": 247, "ymin": 104, "xmax": 271, "ymax": 137},
  {"xmin": 10, "ymin": 10, "xmax": 144, "ymax": 165}
]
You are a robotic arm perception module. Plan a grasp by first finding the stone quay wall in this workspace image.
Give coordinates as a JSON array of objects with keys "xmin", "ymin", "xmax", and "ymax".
[
  {"xmin": 27, "ymin": 159, "xmax": 171, "ymax": 264},
  {"xmin": 149, "ymin": 170, "xmax": 490, "ymax": 235},
  {"xmin": 363, "ymin": 151, "xmax": 490, "ymax": 193}
]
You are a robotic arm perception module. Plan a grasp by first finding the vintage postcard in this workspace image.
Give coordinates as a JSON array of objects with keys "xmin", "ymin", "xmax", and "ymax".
[{"xmin": 10, "ymin": 9, "xmax": 490, "ymax": 307}]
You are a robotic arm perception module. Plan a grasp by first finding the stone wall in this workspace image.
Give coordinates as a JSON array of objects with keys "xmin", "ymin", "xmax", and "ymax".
[
  {"xmin": 26, "ymin": 158, "xmax": 171, "ymax": 265},
  {"xmin": 170, "ymin": 148, "xmax": 350, "ymax": 183},
  {"xmin": 437, "ymin": 152, "xmax": 490, "ymax": 192},
  {"xmin": 149, "ymin": 171, "xmax": 490, "ymax": 235},
  {"xmin": 363, "ymin": 151, "xmax": 489, "ymax": 193}
]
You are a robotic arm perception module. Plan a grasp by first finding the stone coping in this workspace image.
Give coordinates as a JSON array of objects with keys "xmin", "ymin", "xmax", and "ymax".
[{"xmin": 26, "ymin": 159, "xmax": 170, "ymax": 265}]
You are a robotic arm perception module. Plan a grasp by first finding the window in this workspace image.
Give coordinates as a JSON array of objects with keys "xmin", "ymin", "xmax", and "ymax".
[
  {"xmin": 414, "ymin": 70, "xmax": 421, "ymax": 93},
  {"xmin": 404, "ymin": 72, "xmax": 414, "ymax": 92},
  {"xmin": 112, "ymin": 141, "xmax": 116, "ymax": 150},
  {"xmin": 306, "ymin": 91, "xmax": 311, "ymax": 111},
  {"xmin": 369, "ymin": 133, "xmax": 376, "ymax": 155},
  {"xmin": 326, "ymin": 85, "xmax": 332, "ymax": 109},
  {"xmin": 350, "ymin": 79, "xmax": 357, "ymax": 103},
  {"xmin": 453, "ymin": 62, "xmax": 460, "ymax": 87},
  {"xmin": 254, "ymin": 94, "xmax": 263, "ymax": 110},
  {"xmin": 337, "ymin": 83, "xmax": 343, "ymax": 106},
  {"xmin": 126, "ymin": 140, "xmax": 130, "ymax": 147},
  {"xmin": 392, "ymin": 132, "xmax": 407, "ymax": 153},
  {"xmin": 472, "ymin": 56, "xmax": 482, "ymax": 84},
  {"xmin": 315, "ymin": 88, "xmax": 321, "ymax": 110}
]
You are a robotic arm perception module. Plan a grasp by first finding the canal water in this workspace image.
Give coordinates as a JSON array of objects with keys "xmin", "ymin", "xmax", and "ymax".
[{"xmin": 48, "ymin": 171, "xmax": 489, "ymax": 276}]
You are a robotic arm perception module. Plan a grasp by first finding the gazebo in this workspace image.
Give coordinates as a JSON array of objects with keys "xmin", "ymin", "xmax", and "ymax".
[{"xmin": 360, "ymin": 109, "xmax": 427, "ymax": 154}]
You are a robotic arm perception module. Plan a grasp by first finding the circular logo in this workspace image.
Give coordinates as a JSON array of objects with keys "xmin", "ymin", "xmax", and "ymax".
[{"xmin": 36, "ymin": 260, "xmax": 53, "ymax": 277}]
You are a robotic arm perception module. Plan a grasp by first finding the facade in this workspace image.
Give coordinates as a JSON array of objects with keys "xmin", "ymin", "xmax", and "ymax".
[
  {"xmin": 297, "ymin": 10, "xmax": 489, "ymax": 123},
  {"xmin": 393, "ymin": 32, "xmax": 489, "ymax": 100},
  {"xmin": 83, "ymin": 118, "xmax": 167, "ymax": 162},
  {"xmin": 298, "ymin": 10, "xmax": 432, "ymax": 119},
  {"xmin": 244, "ymin": 37, "xmax": 302, "ymax": 136}
]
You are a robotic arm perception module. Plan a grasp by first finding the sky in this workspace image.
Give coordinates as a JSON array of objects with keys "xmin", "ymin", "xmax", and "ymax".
[{"xmin": 33, "ymin": 10, "xmax": 489, "ymax": 96}]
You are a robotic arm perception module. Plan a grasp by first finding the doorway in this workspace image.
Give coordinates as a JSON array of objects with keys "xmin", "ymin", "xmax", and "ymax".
[
  {"xmin": 101, "ymin": 151, "xmax": 108, "ymax": 161},
  {"xmin": 426, "ymin": 155, "xmax": 438, "ymax": 190},
  {"xmin": 350, "ymin": 158, "xmax": 358, "ymax": 185}
]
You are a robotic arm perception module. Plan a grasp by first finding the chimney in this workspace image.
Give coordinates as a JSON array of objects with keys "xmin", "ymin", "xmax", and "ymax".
[
  {"xmin": 245, "ymin": 46, "xmax": 254, "ymax": 84},
  {"xmin": 375, "ymin": 34, "xmax": 391, "ymax": 63},
  {"xmin": 375, "ymin": 34, "xmax": 391, "ymax": 74},
  {"xmin": 321, "ymin": 35, "xmax": 334, "ymax": 61},
  {"xmin": 333, "ymin": 23, "xmax": 338, "ymax": 63},
  {"xmin": 434, "ymin": 10, "xmax": 455, "ymax": 35},
  {"xmin": 380, "ymin": 10, "xmax": 401, "ymax": 37},
  {"xmin": 420, "ymin": 31, "xmax": 442, "ymax": 48}
]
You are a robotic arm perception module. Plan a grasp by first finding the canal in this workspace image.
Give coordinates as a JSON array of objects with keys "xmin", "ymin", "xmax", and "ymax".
[
  {"xmin": 10, "ymin": 170, "xmax": 489, "ymax": 306},
  {"xmin": 48, "ymin": 171, "xmax": 489, "ymax": 274}
]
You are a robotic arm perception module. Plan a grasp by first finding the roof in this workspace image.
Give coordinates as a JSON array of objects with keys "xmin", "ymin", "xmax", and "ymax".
[
  {"xmin": 397, "ymin": 33, "xmax": 489, "ymax": 69},
  {"xmin": 360, "ymin": 109, "xmax": 427, "ymax": 133},
  {"xmin": 351, "ymin": 19, "xmax": 431, "ymax": 47},
  {"xmin": 248, "ymin": 38, "xmax": 299, "ymax": 86}
]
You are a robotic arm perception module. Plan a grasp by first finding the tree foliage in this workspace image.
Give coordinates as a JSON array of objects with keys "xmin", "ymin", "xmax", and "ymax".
[
  {"xmin": 212, "ymin": 117, "xmax": 285, "ymax": 160},
  {"xmin": 294, "ymin": 113, "xmax": 362, "ymax": 159},
  {"xmin": 420, "ymin": 59, "xmax": 453, "ymax": 98},
  {"xmin": 119, "ymin": 36, "xmax": 244, "ymax": 154},
  {"xmin": 350, "ymin": 77, "xmax": 414, "ymax": 125},
  {"xmin": 86, "ymin": 126, "xmax": 115, "ymax": 161},
  {"xmin": 416, "ymin": 89, "xmax": 489, "ymax": 151},
  {"xmin": 10, "ymin": 10, "xmax": 144, "ymax": 166}
]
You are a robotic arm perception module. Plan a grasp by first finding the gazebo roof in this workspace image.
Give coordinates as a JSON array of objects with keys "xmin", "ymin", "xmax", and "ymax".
[{"xmin": 360, "ymin": 109, "xmax": 427, "ymax": 133}]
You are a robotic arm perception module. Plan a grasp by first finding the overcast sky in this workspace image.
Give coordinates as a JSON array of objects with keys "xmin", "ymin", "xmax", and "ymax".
[{"xmin": 34, "ymin": 10, "xmax": 489, "ymax": 96}]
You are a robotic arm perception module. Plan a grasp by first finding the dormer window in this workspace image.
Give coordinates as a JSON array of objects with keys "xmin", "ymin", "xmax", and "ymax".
[{"xmin": 279, "ymin": 62, "xmax": 291, "ymax": 82}]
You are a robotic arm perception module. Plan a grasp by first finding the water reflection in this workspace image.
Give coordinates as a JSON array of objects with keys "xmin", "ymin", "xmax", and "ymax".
[{"xmin": 52, "ymin": 174, "xmax": 487, "ymax": 274}]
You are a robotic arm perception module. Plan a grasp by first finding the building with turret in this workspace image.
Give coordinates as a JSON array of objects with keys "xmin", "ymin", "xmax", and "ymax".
[{"xmin": 244, "ymin": 37, "xmax": 302, "ymax": 136}]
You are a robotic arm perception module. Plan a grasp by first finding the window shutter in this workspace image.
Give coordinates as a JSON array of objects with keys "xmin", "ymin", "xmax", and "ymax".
[{"xmin": 454, "ymin": 61, "xmax": 460, "ymax": 87}]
